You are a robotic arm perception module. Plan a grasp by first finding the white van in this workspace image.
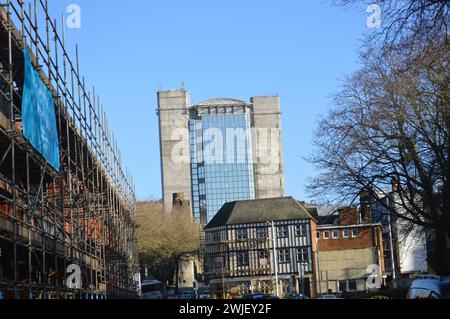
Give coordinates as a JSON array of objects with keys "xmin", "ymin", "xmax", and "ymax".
[{"xmin": 407, "ymin": 276, "xmax": 450, "ymax": 299}]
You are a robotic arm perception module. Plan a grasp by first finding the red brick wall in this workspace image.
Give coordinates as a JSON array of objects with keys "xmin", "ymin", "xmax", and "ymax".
[
  {"xmin": 338, "ymin": 207, "xmax": 360, "ymax": 225},
  {"xmin": 362, "ymin": 205, "xmax": 372, "ymax": 224},
  {"xmin": 318, "ymin": 226, "xmax": 379, "ymax": 251}
]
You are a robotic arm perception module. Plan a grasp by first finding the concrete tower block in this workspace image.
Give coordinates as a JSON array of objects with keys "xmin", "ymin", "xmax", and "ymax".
[
  {"xmin": 158, "ymin": 89, "xmax": 192, "ymax": 214},
  {"xmin": 251, "ymin": 96, "xmax": 285, "ymax": 199}
]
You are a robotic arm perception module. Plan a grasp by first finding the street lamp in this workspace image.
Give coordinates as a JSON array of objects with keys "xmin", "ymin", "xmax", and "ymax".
[
  {"xmin": 298, "ymin": 261, "xmax": 303, "ymax": 296},
  {"xmin": 221, "ymin": 260, "xmax": 226, "ymax": 299},
  {"xmin": 316, "ymin": 235, "xmax": 323, "ymax": 296}
]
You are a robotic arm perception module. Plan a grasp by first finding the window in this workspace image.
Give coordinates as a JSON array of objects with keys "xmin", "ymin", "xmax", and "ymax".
[
  {"xmin": 277, "ymin": 226, "xmax": 289, "ymax": 238},
  {"xmin": 259, "ymin": 281, "xmax": 271, "ymax": 294},
  {"xmin": 332, "ymin": 230, "xmax": 339, "ymax": 239},
  {"xmin": 297, "ymin": 248, "xmax": 309, "ymax": 262},
  {"xmin": 239, "ymin": 282, "xmax": 252, "ymax": 295},
  {"xmin": 348, "ymin": 280, "xmax": 357, "ymax": 291},
  {"xmin": 256, "ymin": 228, "xmax": 268, "ymax": 239},
  {"xmin": 237, "ymin": 252, "xmax": 249, "ymax": 266},
  {"xmin": 212, "ymin": 231, "xmax": 221, "ymax": 242},
  {"xmin": 384, "ymin": 258, "xmax": 393, "ymax": 271},
  {"xmin": 141, "ymin": 282, "xmax": 162, "ymax": 294},
  {"xmin": 339, "ymin": 280, "xmax": 347, "ymax": 292},
  {"xmin": 323, "ymin": 231, "xmax": 330, "ymax": 240},
  {"xmin": 383, "ymin": 240, "xmax": 391, "ymax": 252},
  {"xmin": 295, "ymin": 224, "xmax": 307, "ymax": 237},
  {"xmin": 383, "ymin": 241, "xmax": 392, "ymax": 251},
  {"xmin": 278, "ymin": 249, "xmax": 290, "ymax": 263},
  {"xmin": 212, "ymin": 255, "xmax": 224, "ymax": 268},
  {"xmin": 317, "ymin": 232, "xmax": 320, "ymax": 239},
  {"xmin": 431, "ymin": 291, "xmax": 441, "ymax": 299},
  {"xmin": 343, "ymin": 229, "xmax": 350, "ymax": 238},
  {"xmin": 236, "ymin": 229, "xmax": 248, "ymax": 241},
  {"xmin": 352, "ymin": 229, "xmax": 359, "ymax": 238},
  {"xmin": 407, "ymin": 288, "xmax": 434, "ymax": 299},
  {"xmin": 258, "ymin": 250, "xmax": 269, "ymax": 266},
  {"xmin": 258, "ymin": 250, "xmax": 269, "ymax": 259}
]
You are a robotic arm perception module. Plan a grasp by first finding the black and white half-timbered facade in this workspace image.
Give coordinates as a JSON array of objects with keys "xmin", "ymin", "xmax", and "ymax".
[{"xmin": 204, "ymin": 197, "xmax": 318, "ymax": 298}]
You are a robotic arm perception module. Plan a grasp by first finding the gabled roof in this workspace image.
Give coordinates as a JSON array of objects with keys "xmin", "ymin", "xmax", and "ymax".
[
  {"xmin": 206, "ymin": 197, "xmax": 316, "ymax": 229},
  {"xmin": 305, "ymin": 203, "xmax": 342, "ymax": 225}
]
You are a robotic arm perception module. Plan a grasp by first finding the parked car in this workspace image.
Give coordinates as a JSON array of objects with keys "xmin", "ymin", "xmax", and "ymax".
[
  {"xmin": 242, "ymin": 292, "xmax": 279, "ymax": 299},
  {"xmin": 407, "ymin": 276, "xmax": 450, "ymax": 299},
  {"xmin": 317, "ymin": 294, "xmax": 339, "ymax": 299},
  {"xmin": 162, "ymin": 286, "xmax": 176, "ymax": 299},
  {"xmin": 284, "ymin": 293, "xmax": 309, "ymax": 299},
  {"xmin": 370, "ymin": 295, "xmax": 391, "ymax": 299},
  {"xmin": 180, "ymin": 289, "xmax": 197, "ymax": 300},
  {"xmin": 198, "ymin": 289, "xmax": 211, "ymax": 300}
]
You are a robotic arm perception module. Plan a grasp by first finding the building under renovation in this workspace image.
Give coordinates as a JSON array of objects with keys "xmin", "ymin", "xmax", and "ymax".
[{"xmin": 0, "ymin": 1, "xmax": 137, "ymax": 299}]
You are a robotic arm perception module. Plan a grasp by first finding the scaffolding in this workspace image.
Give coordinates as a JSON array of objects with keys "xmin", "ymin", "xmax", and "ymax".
[{"xmin": 0, "ymin": 0, "xmax": 137, "ymax": 299}]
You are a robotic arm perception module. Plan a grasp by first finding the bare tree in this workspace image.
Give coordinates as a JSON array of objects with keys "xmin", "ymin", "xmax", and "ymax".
[
  {"xmin": 136, "ymin": 201, "xmax": 201, "ymax": 287},
  {"xmin": 308, "ymin": 34, "xmax": 450, "ymax": 274},
  {"xmin": 334, "ymin": 0, "xmax": 449, "ymax": 51}
]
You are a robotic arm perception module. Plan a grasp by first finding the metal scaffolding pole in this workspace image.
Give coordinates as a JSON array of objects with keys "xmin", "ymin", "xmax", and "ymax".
[{"xmin": 0, "ymin": 0, "xmax": 138, "ymax": 299}]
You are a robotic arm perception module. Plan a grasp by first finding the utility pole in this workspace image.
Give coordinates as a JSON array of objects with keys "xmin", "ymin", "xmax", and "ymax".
[
  {"xmin": 298, "ymin": 261, "xmax": 304, "ymax": 296},
  {"xmin": 221, "ymin": 261, "xmax": 226, "ymax": 299},
  {"xmin": 386, "ymin": 195, "xmax": 397, "ymax": 282},
  {"xmin": 270, "ymin": 221, "xmax": 279, "ymax": 297},
  {"xmin": 316, "ymin": 235, "xmax": 323, "ymax": 296}
]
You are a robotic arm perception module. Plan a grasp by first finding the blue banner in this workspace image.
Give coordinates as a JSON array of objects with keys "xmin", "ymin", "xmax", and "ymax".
[{"xmin": 21, "ymin": 48, "xmax": 60, "ymax": 171}]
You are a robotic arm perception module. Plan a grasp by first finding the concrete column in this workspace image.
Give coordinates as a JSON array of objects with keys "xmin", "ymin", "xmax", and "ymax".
[
  {"xmin": 251, "ymin": 96, "xmax": 285, "ymax": 199},
  {"xmin": 157, "ymin": 89, "xmax": 192, "ymax": 214}
]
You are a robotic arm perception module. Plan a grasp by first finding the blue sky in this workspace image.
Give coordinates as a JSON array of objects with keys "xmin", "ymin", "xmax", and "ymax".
[{"xmin": 44, "ymin": 0, "xmax": 372, "ymax": 201}]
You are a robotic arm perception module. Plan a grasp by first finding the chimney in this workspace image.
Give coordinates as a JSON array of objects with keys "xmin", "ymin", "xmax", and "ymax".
[
  {"xmin": 391, "ymin": 178, "xmax": 399, "ymax": 193},
  {"xmin": 363, "ymin": 205, "xmax": 372, "ymax": 224},
  {"xmin": 359, "ymin": 189, "xmax": 370, "ymax": 203},
  {"xmin": 338, "ymin": 207, "xmax": 359, "ymax": 225}
]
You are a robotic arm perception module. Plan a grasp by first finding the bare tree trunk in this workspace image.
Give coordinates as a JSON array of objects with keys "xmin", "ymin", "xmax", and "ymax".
[
  {"xmin": 433, "ymin": 226, "xmax": 450, "ymax": 276},
  {"xmin": 175, "ymin": 256, "xmax": 180, "ymax": 294}
]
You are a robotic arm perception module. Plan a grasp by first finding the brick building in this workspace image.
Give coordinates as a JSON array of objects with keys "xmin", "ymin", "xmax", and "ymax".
[
  {"xmin": 315, "ymin": 207, "xmax": 385, "ymax": 294},
  {"xmin": 360, "ymin": 188, "xmax": 428, "ymax": 277}
]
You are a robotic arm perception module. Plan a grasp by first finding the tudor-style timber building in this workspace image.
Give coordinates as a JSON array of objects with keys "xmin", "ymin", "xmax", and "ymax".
[{"xmin": 204, "ymin": 197, "xmax": 318, "ymax": 299}]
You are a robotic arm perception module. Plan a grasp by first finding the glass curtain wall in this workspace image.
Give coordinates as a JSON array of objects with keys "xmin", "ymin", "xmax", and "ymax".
[{"xmin": 190, "ymin": 108, "xmax": 255, "ymax": 224}]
